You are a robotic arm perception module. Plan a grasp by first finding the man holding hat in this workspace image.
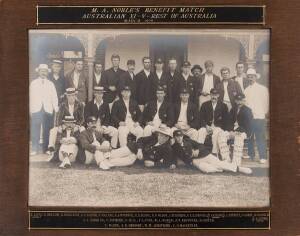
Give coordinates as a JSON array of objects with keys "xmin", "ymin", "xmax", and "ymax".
[
  {"xmin": 179, "ymin": 61, "xmax": 198, "ymax": 105},
  {"xmin": 143, "ymin": 86, "xmax": 174, "ymax": 137},
  {"xmin": 198, "ymin": 88, "xmax": 228, "ymax": 156},
  {"xmin": 136, "ymin": 124, "xmax": 176, "ymax": 169},
  {"xmin": 47, "ymin": 87, "xmax": 85, "ymax": 157},
  {"xmin": 30, "ymin": 64, "xmax": 58, "ymax": 155},
  {"xmin": 49, "ymin": 59, "xmax": 65, "ymax": 104},
  {"xmin": 135, "ymin": 56, "xmax": 154, "ymax": 112},
  {"xmin": 111, "ymin": 86, "xmax": 143, "ymax": 147},
  {"xmin": 84, "ymin": 86, "xmax": 118, "ymax": 148},
  {"xmin": 172, "ymin": 130, "xmax": 252, "ymax": 174},
  {"xmin": 198, "ymin": 60, "xmax": 221, "ymax": 109},
  {"xmin": 65, "ymin": 59, "xmax": 88, "ymax": 104},
  {"xmin": 172, "ymin": 88, "xmax": 199, "ymax": 141},
  {"xmin": 217, "ymin": 93, "xmax": 253, "ymax": 164},
  {"xmin": 244, "ymin": 68, "xmax": 269, "ymax": 163},
  {"xmin": 79, "ymin": 116, "xmax": 111, "ymax": 167},
  {"xmin": 216, "ymin": 67, "xmax": 243, "ymax": 111},
  {"xmin": 54, "ymin": 115, "xmax": 80, "ymax": 168},
  {"xmin": 118, "ymin": 59, "xmax": 137, "ymax": 101},
  {"xmin": 149, "ymin": 58, "xmax": 168, "ymax": 101}
]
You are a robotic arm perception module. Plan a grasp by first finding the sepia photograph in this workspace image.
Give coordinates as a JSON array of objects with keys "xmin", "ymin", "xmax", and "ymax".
[{"xmin": 28, "ymin": 29, "xmax": 270, "ymax": 207}]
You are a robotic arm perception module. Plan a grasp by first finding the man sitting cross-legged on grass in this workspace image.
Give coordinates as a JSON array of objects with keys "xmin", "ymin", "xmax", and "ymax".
[
  {"xmin": 136, "ymin": 124, "xmax": 176, "ymax": 169},
  {"xmin": 79, "ymin": 116, "xmax": 111, "ymax": 168},
  {"xmin": 54, "ymin": 115, "xmax": 81, "ymax": 169},
  {"xmin": 172, "ymin": 129, "xmax": 252, "ymax": 174}
]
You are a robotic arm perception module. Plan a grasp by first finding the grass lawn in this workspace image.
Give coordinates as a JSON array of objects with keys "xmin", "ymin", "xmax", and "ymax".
[{"xmin": 29, "ymin": 154, "xmax": 269, "ymax": 208}]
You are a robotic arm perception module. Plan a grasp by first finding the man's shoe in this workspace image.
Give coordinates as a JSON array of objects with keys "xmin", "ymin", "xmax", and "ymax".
[
  {"xmin": 99, "ymin": 161, "xmax": 110, "ymax": 170},
  {"xmin": 30, "ymin": 151, "xmax": 37, "ymax": 156},
  {"xmin": 64, "ymin": 157, "xmax": 71, "ymax": 168},
  {"xmin": 238, "ymin": 166, "xmax": 252, "ymax": 175},
  {"xmin": 243, "ymin": 155, "xmax": 250, "ymax": 159},
  {"xmin": 259, "ymin": 159, "xmax": 267, "ymax": 164}
]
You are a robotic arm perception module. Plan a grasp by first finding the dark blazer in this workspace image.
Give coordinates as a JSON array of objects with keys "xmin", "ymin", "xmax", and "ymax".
[
  {"xmin": 54, "ymin": 129, "xmax": 80, "ymax": 152},
  {"xmin": 118, "ymin": 71, "xmax": 137, "ymax": 101},
  {"xmin": 48, "ymin": 73, "xmax": 65, "ymax": 103},
  {"xmin": 231, "ymin": 75, "xmax": 250, "ymax": 90},
  {"xmin": 84, "ymin": 100, "xmax": 111, "ymax": 127},
  {"xmin": 179, "ymin": 74, "xmax": 198, "ymax": 105},
  {"xmin": 111, "ymin": 98, "xmax": 142, "ymax": 127},
  {"xmin": 102, "ymin": 67, "xmax": 125, "ymax": 103},
  {"xmin": 166, "ymin": 71, "xmax": 182, "ymax": 103},
  {"xmin": 216, "ymin": 79, "xmax": 243, "ymax": 106},
  {"xmin": 79, "ymin": 129, "xmax": 106, "ymax": 154},
  {"xmin": 135, "ymin": 70, "xmax": 153, "ymax": 106},
  {"xmin": 143, "ymin": 100, "xmax": 174, "ymax": 127},
  {"xmin": 199, "ymin": 100, "xmax": 228, "ymax": 130},
  {"xmin": 55, "ymin": 100, "xmax": 85, "ymax": 126},
  {"xmin": 172, "ymin": 136, "xmax": 211, "ymax": 166},
  {"xmin": 149, "ymin": 71, "xmax": 169, "ymax": 101},
  {"xmin": 197, "ymin": 73, "xmax": 221, "ymax": 96},
  {"xmin": 229, "ymin": 104, "xmax": 253, "ymax": 137},
  {"xmin": 137, "ymin": 134, "xmax": 175, "ymax": 168},
  {"xmin": 93, "ymin": 72, "xmax": 104, "ymax": 87},
  {"xmin": 173, "ymin": 102, "xmax": 199, "ymax": 129},
  {"xmin": 65, "ymin": 70, "xmax": 88, "ymax": 104}
]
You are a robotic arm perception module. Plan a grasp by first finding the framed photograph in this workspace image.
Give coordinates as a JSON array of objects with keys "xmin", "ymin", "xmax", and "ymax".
[{"xmin": 1, "ymin": 1, "xmax": 300, "ymax": 236}]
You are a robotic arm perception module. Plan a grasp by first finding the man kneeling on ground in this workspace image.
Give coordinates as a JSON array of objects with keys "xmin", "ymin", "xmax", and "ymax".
[
  {"xmin": 54, "ymin": 116, "xmax": 80, "ymax": 169},
  {"xmin": 136, "ymin": 124, "xmax": 176, "ymax": 169},
  {"xmin": 172, "ymin": 130, "xmax": 252, "ymax": 174}
]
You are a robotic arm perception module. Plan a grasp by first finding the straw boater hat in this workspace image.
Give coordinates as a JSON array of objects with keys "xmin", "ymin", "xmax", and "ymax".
[
  {"xmin": 62, "ymin": 115, "xmax": 76, "ymax": 123},
  {"xmin": 246, "ymin": 68, "xmax": 261, "ymax": 79},
  {"xmin": 65, "ymin": 87, "xmax": 77, "ymax": 96},
  {"xmin": 35, "ymin": 64, "xmax": 51, "ymax": 73},
  {"xmin": 155, "ymin": 124, "xmax": 172, "ymax": 137},
  {"xmin": 51, "ymin": 59, "xmax": 63, "ymax": 65},
  {"xmin": 93, "ymin": 86, "xmax": 105, "ymax": 93}
]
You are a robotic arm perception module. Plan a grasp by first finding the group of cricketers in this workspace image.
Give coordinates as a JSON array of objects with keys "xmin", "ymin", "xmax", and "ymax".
[{"xmin": 30, "ymin": 53, "xmax": 269, "ymax": 175}]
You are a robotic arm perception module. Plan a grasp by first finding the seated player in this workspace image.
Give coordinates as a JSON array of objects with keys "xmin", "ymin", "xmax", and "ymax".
[
  {"xmin": 198, "ymin": 88, "xmax": 228, "ymax": 156},
  {"xmin": 172, "ymin": 130, "xmax": 252, "ymax": 174},
  {"xmin": 48, "ymin": 87, "xmax": 85, "ymax": 158},
  {"xmin": 172, "ymin": 88, "xmax": 199, "ymax": 141},
  {"xmin": 84, "ymin": 86, "xmax": 118, "ymax": 148},
  {"xmin": 54, "ymin": 116, "xmax": 80, "ymax": 169},
  {"xmin": 79, "ymin": 116, "xmax": 111, "ymax": 167},
  {"xmin": 217, "ymin": 93, "xmax": 254, "ymax": 165},
  {"xmin": 143, "ymin": 86, "xmax": 174, "ymax": 137},
  {"xmin": 111, "ymin": 86, "xmax": 143, "ymax": 147},
  {"xmin": 136, "ymin": 124, "xmax": 176, "ymax": 169}
]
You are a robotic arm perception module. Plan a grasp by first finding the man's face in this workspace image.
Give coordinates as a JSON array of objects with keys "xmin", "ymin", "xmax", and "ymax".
[
  {"xmin": 88, "ymin": 121, "xmax": 97, "ymax": 131},
  {"xmin": 180, "ymin": 93, "xmax": 189, "ymax": 103},
  {"xmin": 221, "ymin": 70, "xmax": 230, "ymax": 81},
  {"xmin": 94, "ymin": 92, "xmax": 103, "ymax": 102},
  {"xmin": 121, "ymin": 90, "xmax": 131, "ymax": 100},
  {"xmin": 157, "ymin": 132, "xmax": 169, "ymax": 144},
  {"xmin": 156, "ymin": 91, "xmax": 165, "ymax": 102},
  {"xmin": 112, "ymin": 58, "xmax": 120, "ymax": 68},
  {"xmin": 174, "ymin": 135, "xmax": 183, "ymax": 144},
  {"xmin": 205, "ymin": 64, "xmax": 213, "ymax": 73},
  {"xmin": 65, "ymin": 122, "xmax": 75, "ymax": 130},
  {"xmin": 182, "ymin": 66, "xmax": 190, "ymax": 75},
  {"xmin": 75, "ymin": 61, "xmax": 83, "ymax": 71},
  {"xmin": 247, "ymin": 74, "xmax": 257, "ymax": 84},
  {"xmin": 236, "ymin": 99, "xmax": 245, "ymax": 106},
  {"xmin": 143, "ymin": 59, "xmax": 151, "ymax": 70},
  {"xmin": 67, "ymin": 94, "xmax": 76, "ymax": 105},
  {"xmin": 94, "ymin": 64, "xmax": 102, "ymax": 74},
  {"xmin": 236, "ymin": 64, "xmax": 245, "ymax": 75},
  {"xmin": 127, "ymin": 64, "xmax": 135, "ymax": 73},
  {"xmin": 51, "ymin": 63, "xmax": 62, "ymax": 74},
  {"xmin": 210, "ymin": 94, "xmax": 219, "ymax": 102},
  {"xmin": 169, "ymin": 60, "xmax": 177, "ymax": 71},
  {"xmin": 192, "ymin": 68, "xmax": 202, "ymax": 77},
  {"xmin": 38, "ymin": 69, "xmax": 48, "ymax": 79},
  {"xmin": 155, "ymin": 63, "xmax": 163, "ymax": 71}
]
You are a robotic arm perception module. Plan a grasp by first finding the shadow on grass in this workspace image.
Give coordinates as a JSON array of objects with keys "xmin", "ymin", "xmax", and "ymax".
[{"xmin": 30, "ymin": 159, "xmax": 268, "ymax": 177}]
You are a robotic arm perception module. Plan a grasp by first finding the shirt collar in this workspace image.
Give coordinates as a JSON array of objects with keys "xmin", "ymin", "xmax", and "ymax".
[{"xmin": 94, "ymin": 99, "xmax": 103, "ymax": 106}]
